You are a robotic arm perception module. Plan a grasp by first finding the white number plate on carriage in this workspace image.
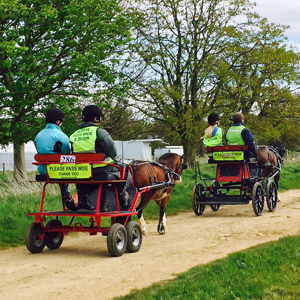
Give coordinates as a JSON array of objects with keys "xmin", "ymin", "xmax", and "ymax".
[{"xmin": 60, "ymin": 155, "xmax": 76, "ymax": 163}]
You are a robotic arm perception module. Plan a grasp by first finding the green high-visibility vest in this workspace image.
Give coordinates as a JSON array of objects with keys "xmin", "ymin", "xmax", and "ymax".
[
  {"xmin": 226, "ymin": 125, "xmax": 246, "ymax": 145},
  {"xmin": 203, "ymin": 127, "xmax": 223, "ymax": 147},
  {"xmin": 70, "ymin": 126, "xmax": 113, "ymax": 167}
]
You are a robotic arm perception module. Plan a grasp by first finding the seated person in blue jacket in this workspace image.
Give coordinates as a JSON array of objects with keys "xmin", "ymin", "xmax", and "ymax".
[
  {"xmin": 226, "ymin": 112, "xmax": 257, "ymax": 160},
  {"xmin": 69, "ymin": 104, "xmax": 131, "ymax": 211},
  {"xmin": 34, "ymin": 108, "xmax": 76, "ymax": 210},
  {"xmin": 200, "ymin": 113, "xmax": 224, "ymax": 147}
]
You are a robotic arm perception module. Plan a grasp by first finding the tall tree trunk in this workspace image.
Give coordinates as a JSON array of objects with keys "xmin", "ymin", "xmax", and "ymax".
[
  {"xmin": 199, "ymin": 143, "xmax": 205, "ymax": 157},
  {"xmin": 182, "ymin": 138, "xmax": 196, "ymax": 168},
  {"xmin": 13, "ymin": 143, "xmax": 27, "ymax": 182}
]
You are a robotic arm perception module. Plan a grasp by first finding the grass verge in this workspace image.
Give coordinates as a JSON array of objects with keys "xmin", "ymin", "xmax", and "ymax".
[{"xmin": 114, "ymin": 235, "xmax": 300, "ymax": 300}]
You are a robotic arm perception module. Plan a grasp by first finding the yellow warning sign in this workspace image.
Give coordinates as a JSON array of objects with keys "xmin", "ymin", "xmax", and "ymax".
[
  {"xmin": 213, "ymin": 151, "xmax": 244, "ymax": 161},
  {"xmin": 47, "ymin": 163, "xmax": 92, "ymax": 179}
]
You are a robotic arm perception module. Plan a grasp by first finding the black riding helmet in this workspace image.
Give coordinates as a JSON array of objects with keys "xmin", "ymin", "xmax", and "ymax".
[
  {"xmin": 208, "ymin": 112, "xmax": 220, "ymax": 126},
  {"xmin": 82, "ymin": 104, "xmax": 104, "ymax": 122},
  {"xmin": 45, "ymin": 108, "xmax": 65, "ymax": 124}
]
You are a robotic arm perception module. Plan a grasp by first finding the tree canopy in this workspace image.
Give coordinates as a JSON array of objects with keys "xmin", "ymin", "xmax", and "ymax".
[
  {"xmin": 119, "ymin": 0, "xmax": 300, "ymax": 164},
  {"xmin": 0, "ymin": 0, "xmax": 134, "ymax": 176}
]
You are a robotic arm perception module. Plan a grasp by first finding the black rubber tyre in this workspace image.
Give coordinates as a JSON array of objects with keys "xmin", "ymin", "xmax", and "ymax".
[
  {"xmin": 209, "ymin": 180, "xmax": 221, "ymax": 211},
  {"xmin": 45, "ymin": 219, "xmax": 64, "ymax": 250},
  {"xmin": 107, "ymin": 223, "xmax": 127, "ymax": 257},
  {"xmin": 252, "ymin": 182, "xmax": 264, "ymax": 216},
  {"xmin": 266, "ymin": 180, "xmax": 278, "ymax": 212},
  {"xmin": 210, "ymin": 204, "xmax": 220, "ymax": 211},
  {"xmin": 25, "ymin": 222, "xmax": 46, "ymax": 253},
  {"xmin": 192, "ymin": 184, "xmax": 205, "ymax": 216},
  {"xmin": 125, "ymin": 221, "xmax": 142, "ymax": 253}
]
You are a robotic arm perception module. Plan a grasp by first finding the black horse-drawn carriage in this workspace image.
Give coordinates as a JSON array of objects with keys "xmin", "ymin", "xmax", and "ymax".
[{"xmin": 192, "ymin": 145, "xmax": 282, "ymax": 216}]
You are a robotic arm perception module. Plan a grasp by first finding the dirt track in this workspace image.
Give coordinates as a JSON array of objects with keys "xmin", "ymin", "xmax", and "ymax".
[{"xmin": 1, "ymin": 189, "xmax": 300, "ymax": 300}]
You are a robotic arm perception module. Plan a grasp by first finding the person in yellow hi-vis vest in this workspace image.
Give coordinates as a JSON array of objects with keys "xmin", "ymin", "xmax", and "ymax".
[
  {"xmin": 226, "ymin": 112, "xmax": 256, "ymax": 159},
  {"xmin": 200, "ymin": 113, "xmax": 224, "ymax": 147},
  {"xmin": 70, "ymin": 105, "xmax": 130, "ymax": 211},
  {"xmin": 226, "ymin": 112, "xmax": 259, "ymax": 176}
]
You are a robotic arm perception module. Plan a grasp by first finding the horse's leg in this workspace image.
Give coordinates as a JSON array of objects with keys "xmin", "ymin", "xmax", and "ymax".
[
  {"xmin": 275, "ymin": 173, "xmax": 280, "ymax": 202},
  {"xmin": 156, "ymin": 193, "xmax": 171, "ymax": 235},
  {"xmin": 138, "ymin": 212, "xmax": 147, "ymax": 235},
  {"xmin": 136, "ymin": 193, "xmax": 154, "ymax": 235}
]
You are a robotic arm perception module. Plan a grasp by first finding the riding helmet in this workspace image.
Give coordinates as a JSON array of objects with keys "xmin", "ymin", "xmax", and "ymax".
[
  {"xmin": 82, "ymin": 105, "xmax": 104, "ymax": 122},
  {"xmin": 208, "ymin": 113, "xmax": 220, "ymax": 126},
  {"xmin": 45, "ymin": 108, "xmax": 65, "ymax": 124}
]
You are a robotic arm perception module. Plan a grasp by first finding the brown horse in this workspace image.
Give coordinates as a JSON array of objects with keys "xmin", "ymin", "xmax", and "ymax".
[
  {"xmin": 257, "ymin": 141, "xmax": 285, "ymax": 193},
  {"xmin": 131, "ymin": 153, "xmax": 187, "ymax": 235}
]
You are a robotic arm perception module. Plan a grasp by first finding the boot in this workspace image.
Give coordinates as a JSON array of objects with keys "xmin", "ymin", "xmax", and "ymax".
[
  {"xmin": 100, "ymin": 197, "xmax": 111, "ymax": 212},
  {"xmin": 119, "ymin": 191, "xmax": 130, "ymax": 209},
  {"xmin": 63, "ymin": 194, "xmax": 77, "ymax": 211},
  {"xmin": 77, "ymin": 196, "xmax": 95, "ymax": 210}
]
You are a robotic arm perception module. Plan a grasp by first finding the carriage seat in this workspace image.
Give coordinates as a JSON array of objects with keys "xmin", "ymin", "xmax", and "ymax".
[
  {"xmin": 206, "ymin": 145, "xmax": 252, "ymax": 163},
  {"xmin": 33, "ymin": 153, "xmax": 126, "ymax": 182}
]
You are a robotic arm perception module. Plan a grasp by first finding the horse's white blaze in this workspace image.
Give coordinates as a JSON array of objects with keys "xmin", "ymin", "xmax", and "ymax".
[
  {"xmin": 139, "ymin": 213, "xmax": 147, "ymax": 235},
  {"xmin": 174, "ymin": 177, "xmax": 182, "ymax": 184}
]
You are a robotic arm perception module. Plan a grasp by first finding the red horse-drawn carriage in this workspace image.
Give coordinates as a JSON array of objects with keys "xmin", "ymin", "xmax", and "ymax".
[
  {"xmin": 25, "ymin": 153, "xmax": 150, "ymax": 257},
  {"xmin": 192, "ymin": 144, "xmax": 283, "ymax": 216},
  {"xmin": 26, "ymin": 152, "xmax": 185, "ymax": 256}
]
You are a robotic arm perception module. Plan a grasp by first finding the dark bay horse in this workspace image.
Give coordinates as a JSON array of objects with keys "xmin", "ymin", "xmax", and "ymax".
[
  {"xmin": 131, "ymin": 153, "xmax": 187, "ymax": 235},
  {"xmin": 257, "ymin": 141, "xmax": 285, "ymax": 197}
]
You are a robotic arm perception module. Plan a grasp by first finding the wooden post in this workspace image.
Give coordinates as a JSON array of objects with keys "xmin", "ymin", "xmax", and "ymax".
[{"xmin": 3, "ymin": 163, "xmax": 5, "ymax": 173}]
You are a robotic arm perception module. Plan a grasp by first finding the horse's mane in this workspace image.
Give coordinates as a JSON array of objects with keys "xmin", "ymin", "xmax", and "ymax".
[{"xmin": 159, "ymin": 152, "xmax": 179, "ymax": 160}]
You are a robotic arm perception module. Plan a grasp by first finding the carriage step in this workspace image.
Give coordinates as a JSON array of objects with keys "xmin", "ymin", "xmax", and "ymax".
[{"xmin": 197, "ymin": 201, "xmax": 250, "ymax": 205}]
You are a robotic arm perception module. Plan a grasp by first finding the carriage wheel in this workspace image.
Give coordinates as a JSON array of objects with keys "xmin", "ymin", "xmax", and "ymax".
[
  {"xmin": 107, "ymin": 223, "xmax": 127, "ymax": 257},
  {"xmin": 25, "ymin": 222, "xmax": 46, "ymax": 253},
  {"xmin": 266, "ymin": 180, "xmax": 278, "ymax": 212},
  {"xmin": 209, "ymin": 180, "xmax": 221, "ymax": 211},
  {"xmin": 252, "ymin": 182, "xmax": 264, "ymax": 216},
  {"xmin": 192, "ymin": 184, "xmax": 206, "ymax": 216},
  {"xmin": 125, "ymin": 221, "xmax": 142, "ymax": 253},
  {"xmin": 210, "ymin": 204, "xmax": 220, "ymax": 211},
  {"xmin": 45, "ymin": 219, "xmax": 64, "ymax": 250}
]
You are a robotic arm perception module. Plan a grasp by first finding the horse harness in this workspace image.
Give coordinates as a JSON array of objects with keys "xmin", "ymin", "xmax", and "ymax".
[
  {"xmin": 131, "ymin": 160, "xmax": 181, "ymax": 189},
  {"xmin": 263, "ymin": 145, "xmax": 284, "ymax": 171}
]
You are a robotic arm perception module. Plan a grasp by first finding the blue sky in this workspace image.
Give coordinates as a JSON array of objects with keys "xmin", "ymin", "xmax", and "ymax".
[{"xmin": 253, "ymin": 0, "xmax": 300, "ymax": 50}]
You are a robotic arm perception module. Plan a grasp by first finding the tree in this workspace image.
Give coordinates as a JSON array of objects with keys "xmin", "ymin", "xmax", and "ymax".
[
  {"xmin": 0, "ymin": 0, "xmax": 133, "ymax": 179},
  {"xmin": 120, "ymin": 0, "xmax": 300, "ymax": 165}
]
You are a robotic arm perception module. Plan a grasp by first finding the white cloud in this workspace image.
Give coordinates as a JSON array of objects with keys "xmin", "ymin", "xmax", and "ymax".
[{"xmin": 253, "ymin": 0, "xmax": 300, "ymax": 50}]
